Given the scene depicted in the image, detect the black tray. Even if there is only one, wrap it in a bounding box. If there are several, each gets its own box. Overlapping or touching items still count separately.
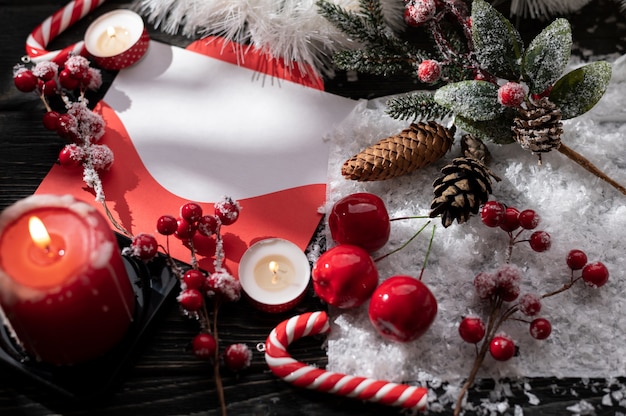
[0,233,179,400]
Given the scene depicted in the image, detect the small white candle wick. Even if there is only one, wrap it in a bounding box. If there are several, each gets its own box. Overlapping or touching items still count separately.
[269,260,282,284]
[107,26,117,39]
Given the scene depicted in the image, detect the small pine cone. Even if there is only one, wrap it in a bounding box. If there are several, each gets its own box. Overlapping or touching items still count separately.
[460,134,491,165]
[342,121,454,181]
[429,157,501,227]
[513,97,563,154]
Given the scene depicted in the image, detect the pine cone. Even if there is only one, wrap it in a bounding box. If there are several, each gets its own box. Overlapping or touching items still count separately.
[460,134,491,165]
[341,121,454,181]
[512,97,563,155]
[429,157,500,227]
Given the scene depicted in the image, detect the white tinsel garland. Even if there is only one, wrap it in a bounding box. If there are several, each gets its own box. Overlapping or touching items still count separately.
[132,0,404,77]
[505,0,593,18]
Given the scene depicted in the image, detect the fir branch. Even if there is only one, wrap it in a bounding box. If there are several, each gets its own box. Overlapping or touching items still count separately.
[333,48,412,76]
[385,92,453,121]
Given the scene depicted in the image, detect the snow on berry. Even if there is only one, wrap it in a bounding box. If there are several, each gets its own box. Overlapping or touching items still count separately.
[224,343,252,371]
[214,196,240,225]
[495,264,522,301]
[205,271,241,302]
[473,271,497,299]
[83,67,103,91]
[404,0,437,27]
[518,209,540,230]
[529,318,552,340]
[90,144,114,171]
[64,55,90,79]
[498,82,526,107]
[58,144,84,168]
[13,67,38,92]
[518,293,541,316]
[197,215,220,237]
[32,61,58,81]
[181,202,203,223]
[178,288,204,312]
[129,233,159,260]
[192,332,217,359]
[66,102,105,142]
[418,60,442,83]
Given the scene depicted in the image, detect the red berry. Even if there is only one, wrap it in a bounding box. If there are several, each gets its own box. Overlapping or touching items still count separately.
[191,332,216,359]
[181,202,203,223]
[473,271,496,299]
[59,68,80,90]
[499,207,520,232]
[581,261,609,288]
[529,230,551,252]
[197,215,219,237]
[214,197,240,225]
[58,144,84,168]
[38,79,57,96]
[403,0,436,27]
[224,343,252,371]
[183,269,206,290]
[42,111,60,131]
[13,70,38,92]
[156,215,178,235]
[178,288,204,311]
[175,217,196,240]
[518,293,541,316]
[328,193,390,252]
[500,284,520,302]
[417,60,441,83]
[489,334,516,361]
[458,316,485,344]
[497,82,526,107]
[368,275,437,343]
[495,264,521,302]
[529,318,552,340]
[56,113,79,142]
[518,209,540,230]
[131,233,159,260]
[480,200,506,227]
[312,244,379,309]
[566,249,587,270]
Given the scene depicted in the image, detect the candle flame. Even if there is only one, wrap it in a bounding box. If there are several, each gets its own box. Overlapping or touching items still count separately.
[29,216,51,250]
[107,26,117,38]
[269,260,280,284]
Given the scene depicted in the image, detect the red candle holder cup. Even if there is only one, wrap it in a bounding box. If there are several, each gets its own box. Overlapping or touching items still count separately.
[84,9,149,71]
[238,238,311,313]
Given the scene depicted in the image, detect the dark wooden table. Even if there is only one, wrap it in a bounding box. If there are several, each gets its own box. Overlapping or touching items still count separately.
[1,1,626,415]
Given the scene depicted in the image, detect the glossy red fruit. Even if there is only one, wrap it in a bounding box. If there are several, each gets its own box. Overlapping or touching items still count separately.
[312,244,378,309]
[224,343,252,371]
[529,318,552,340]
[497,82,525,107]
[518,209,540,230]
[42,110,60,131]
[566,249,587,270]
[183,269,206,290]
[58,144,83,168]
[192,332,217,359]
[328,192,390,252]
[368,275,437,343]
[197,215,219,237]
[38,79,57,96]
[178,288,204,311]
[131,233,159,260]
[458,316,485,344]
[175,217,196,240]
[489,334,516,361]
[156,215,178,235]
[529,230,551,252]
[14,70,38,92]
[581,261,609,288]
[181,202,203,223]
[214,197,240,225]
[59,68,80,90]
[499,207,520,232]
[480,200,506,227]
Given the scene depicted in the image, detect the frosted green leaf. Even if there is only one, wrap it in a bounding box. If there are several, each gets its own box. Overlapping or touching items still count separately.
[455,113,516,145]
[523,18,572,94]
[549,61,612,119]
[471,0,523,80]
[434,81,503,122]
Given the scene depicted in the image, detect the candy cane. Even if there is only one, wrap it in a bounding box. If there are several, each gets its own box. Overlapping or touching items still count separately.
[25,0,107,64]
[264,311,428,410]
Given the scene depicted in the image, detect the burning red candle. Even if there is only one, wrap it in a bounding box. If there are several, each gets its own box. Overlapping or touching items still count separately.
[0,194,135,365]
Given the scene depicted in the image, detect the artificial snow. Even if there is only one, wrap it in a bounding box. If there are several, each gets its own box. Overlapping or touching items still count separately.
[321,54,626,410]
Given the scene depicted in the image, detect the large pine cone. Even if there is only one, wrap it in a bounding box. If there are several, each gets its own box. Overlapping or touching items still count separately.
[512,97,563,154]
[429,157,500,227]
[341,121,454,181]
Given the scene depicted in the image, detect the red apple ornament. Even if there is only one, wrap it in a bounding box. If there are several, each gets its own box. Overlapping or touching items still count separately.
[368,275,437,342]
[328,193,390,252]
[312,244,379,309]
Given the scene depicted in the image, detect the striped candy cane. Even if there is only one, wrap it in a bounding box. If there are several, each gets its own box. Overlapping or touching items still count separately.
[25,0,107,64]
[264,311,428,410]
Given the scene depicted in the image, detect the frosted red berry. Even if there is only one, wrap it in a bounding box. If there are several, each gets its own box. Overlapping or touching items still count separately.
[312,244,379,309]
[175,217,196,240]
[224,343,252,371]
[499,207,520,232]
[473,272,496,299]
[417,60,441,83]
[489,334,516,361]
[59,68,80,90]
[178,288,204,311]
[214,197,240,225]
[181,202,203,223]
[581,261,609,288]
[328,192,390,253]
[529,230,551,252]
[197,215,219,237]
[498,82,526,107]
[518,293,541,316]
[156,214,178,235]
[58,144,83,168]
[183,269,206,290]
[566,249,587,270]
[404,0,436,27]
[518,209,540,230]
[495,264,521,302]
[42,111,60,131]
[131,233,159,260]
[481,200,506,227]
[13,70,38,92]
[458,316,485,344]
[529,318,552,340]
[192,332,217,359]
[56,113,79,142]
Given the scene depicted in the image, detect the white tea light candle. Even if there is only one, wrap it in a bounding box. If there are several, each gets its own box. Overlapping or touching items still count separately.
[239,238,310,313]
[84,9,149,70]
